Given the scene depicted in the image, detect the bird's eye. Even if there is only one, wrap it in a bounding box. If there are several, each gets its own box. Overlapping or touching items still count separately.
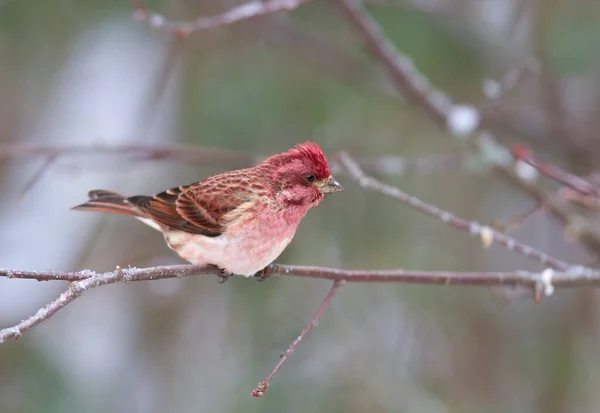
[305,174,316,183]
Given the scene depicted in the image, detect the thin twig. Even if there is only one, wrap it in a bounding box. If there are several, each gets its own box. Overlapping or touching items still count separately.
[481,59,539,109]
[19,154,58,199]
[338,151,573,271]
[251,280,345,397]
[494,167,600,255]
[0,270,126,343]
[562,188,600,211]
[133,35,185,139]
[511,145,600,197]
[491,203,544,234]
[131,0,316,37]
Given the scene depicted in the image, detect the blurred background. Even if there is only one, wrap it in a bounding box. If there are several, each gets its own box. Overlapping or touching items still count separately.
[1,0,600,412]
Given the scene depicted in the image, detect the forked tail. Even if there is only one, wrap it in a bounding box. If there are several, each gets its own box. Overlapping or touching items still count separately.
[72,190,141,217]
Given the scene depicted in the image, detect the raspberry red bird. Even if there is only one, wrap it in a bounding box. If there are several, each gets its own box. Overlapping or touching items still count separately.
[73,142,343,277]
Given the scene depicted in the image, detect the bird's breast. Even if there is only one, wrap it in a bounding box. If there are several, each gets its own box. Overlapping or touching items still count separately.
[164,205,303,276]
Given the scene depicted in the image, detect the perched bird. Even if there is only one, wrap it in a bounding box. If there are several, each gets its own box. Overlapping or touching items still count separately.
[73,142,343,278]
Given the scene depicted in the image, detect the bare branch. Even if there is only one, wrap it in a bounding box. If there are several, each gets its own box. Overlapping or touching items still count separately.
[0,269,126,343]
[336,0,534,198]
[252,280,345,397]
[333,0,600,260]
[336,0,538,145]
[1,265,593,286]
[3,262,600,345]
[495,167,600,255]
[131,0,317,37]
[337,0,451,124]
[0,142,255,170]
[0,142,462,177]
[338,151,573,271]
[0,265,217,283]
[511,145,600,198]
[496,150,600,254]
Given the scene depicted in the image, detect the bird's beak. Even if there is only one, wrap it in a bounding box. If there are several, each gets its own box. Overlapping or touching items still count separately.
[317,176,344,194]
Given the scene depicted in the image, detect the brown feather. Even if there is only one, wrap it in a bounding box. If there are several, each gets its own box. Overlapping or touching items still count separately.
[125,177,255,237]
[72,190,140,217]
[73,180,255,237]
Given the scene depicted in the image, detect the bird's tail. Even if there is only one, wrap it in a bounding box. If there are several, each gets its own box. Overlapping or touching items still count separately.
[72,190,141,217]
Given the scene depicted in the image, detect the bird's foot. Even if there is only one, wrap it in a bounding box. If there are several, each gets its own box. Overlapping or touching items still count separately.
[254,265,273,282]
[217,268,232,283]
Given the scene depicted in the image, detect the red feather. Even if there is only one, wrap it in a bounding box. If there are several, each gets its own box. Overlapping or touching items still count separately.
[287,141,331,180]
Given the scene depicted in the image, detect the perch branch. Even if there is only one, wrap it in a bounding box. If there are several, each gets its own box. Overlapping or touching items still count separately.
[3,262,600,344]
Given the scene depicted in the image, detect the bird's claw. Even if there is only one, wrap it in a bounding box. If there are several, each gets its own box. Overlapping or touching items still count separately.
[254,265,273,282]
[217,268,231,283]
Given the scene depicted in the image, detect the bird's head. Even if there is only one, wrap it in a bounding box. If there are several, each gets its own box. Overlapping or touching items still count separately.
[266,141,343,207]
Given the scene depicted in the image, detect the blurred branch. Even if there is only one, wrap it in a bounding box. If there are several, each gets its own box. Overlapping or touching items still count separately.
[502,146,600,251]
[337,0,451,124]
[0,142,462,177]
[495,167,600,254]
[491,203,544,234]
[364,0,453,15]
[534,0,570,149]
[334,0,600,260]
[512,145,600,198]
[134,35,185,138]
[335,0,526,154]
[131,0,316,37]
[480,59,539,108]
[0,142,256,169]
[335,0,513,169]
[339,151,572,271]
[19,154,58,199]
[3,261,600,345]
[252,280,345,397]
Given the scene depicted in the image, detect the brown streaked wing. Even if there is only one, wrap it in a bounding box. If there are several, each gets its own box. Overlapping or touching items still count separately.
[181,176,255,228]
[128,177,254,237]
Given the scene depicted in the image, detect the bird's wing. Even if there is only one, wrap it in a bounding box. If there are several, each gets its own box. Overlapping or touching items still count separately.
[128,177,253,237]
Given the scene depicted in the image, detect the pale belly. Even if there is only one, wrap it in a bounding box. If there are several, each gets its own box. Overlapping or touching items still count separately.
[162,214,299,277]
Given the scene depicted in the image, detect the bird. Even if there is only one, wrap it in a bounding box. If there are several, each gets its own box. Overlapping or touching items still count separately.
[72,142,343,279]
